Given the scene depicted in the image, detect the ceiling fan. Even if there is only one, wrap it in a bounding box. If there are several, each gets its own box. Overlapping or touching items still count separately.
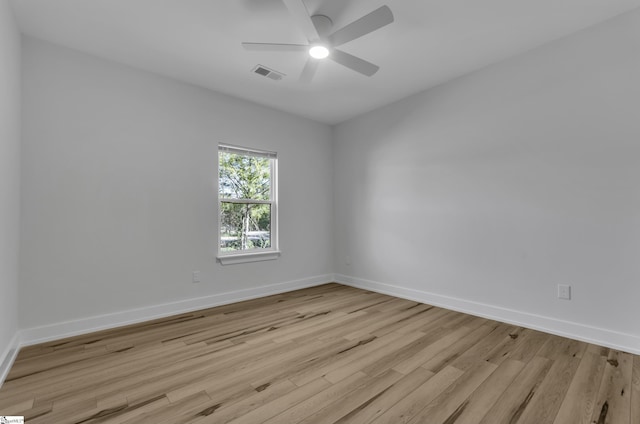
[242,0,394,82]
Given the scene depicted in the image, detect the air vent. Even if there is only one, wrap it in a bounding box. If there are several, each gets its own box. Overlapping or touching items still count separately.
[252,65,285,81]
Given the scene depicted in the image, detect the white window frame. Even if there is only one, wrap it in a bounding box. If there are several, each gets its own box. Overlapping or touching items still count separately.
[217,143,280,265]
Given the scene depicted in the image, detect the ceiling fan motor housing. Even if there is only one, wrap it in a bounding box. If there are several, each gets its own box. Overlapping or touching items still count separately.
[310,15,333,40]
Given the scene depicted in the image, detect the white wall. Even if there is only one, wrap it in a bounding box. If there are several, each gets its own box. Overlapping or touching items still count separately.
[19,37,334,334]
[334,9,640,352]
[0,0,21,375]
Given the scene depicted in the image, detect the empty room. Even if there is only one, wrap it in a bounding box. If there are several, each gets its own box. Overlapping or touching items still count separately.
[1,0,639,423]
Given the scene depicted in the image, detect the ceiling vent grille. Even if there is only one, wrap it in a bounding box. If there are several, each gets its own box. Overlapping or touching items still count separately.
[252,65,285,81]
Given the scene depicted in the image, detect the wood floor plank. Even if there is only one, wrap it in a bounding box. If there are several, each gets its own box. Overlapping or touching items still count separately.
[224,378,331,424]
[443,359,525,424]
[262,371,370,424]
[552,344,608,424]
[288,330,409,387]
[405,361,498,424]
[25,341,212,405]
[140,391,212,424]
[507,328,550,363]
[512,341,586,424]
[332,367,436,424]
[446,322,518,371]
[0,396,33,416]
[342,305,447,341]
[246,335,376,391]
[632,355,640,424]
[361,327,453,377]
[297,369,405,424]
[166,338,326,403]
[589,350,633,424]
[421,321,497,373]
[324,331,425,383]
[90,395,170,424]
[478,355,553,424]
[392,325,476,375]
[0,283,637,424]
[370,304,438,337]
[187,379,297,424]
[369,366,464,424]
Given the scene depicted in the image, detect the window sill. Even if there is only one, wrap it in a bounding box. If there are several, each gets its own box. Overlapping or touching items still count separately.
[217,250,281,265]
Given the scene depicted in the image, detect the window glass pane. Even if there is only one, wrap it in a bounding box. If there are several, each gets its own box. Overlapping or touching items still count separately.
[219,152,271,200]
[220,202,271,252]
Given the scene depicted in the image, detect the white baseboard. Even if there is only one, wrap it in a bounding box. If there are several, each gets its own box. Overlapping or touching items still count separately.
[0,331,21,388]
[20,274,334,346]
[335,274,640,355]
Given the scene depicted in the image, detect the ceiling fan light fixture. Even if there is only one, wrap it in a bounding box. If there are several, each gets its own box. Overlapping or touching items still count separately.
[242,2,394,81]
[309,45,330,59]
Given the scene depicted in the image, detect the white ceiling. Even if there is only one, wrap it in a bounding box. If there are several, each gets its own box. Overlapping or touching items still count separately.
[10,0,640,124]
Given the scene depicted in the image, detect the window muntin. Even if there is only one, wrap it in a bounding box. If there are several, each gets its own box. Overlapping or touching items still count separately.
[218,144,277,258]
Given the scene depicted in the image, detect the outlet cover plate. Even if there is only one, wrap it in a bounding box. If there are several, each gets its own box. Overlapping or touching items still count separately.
[557,284,571,300]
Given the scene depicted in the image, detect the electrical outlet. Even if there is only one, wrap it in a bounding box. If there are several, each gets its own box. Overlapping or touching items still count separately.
[192,271,201,283]
[345,256,352,266]
[557,284,571,300]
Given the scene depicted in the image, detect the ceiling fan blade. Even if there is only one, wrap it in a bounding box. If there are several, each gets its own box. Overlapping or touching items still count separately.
[328,5,394,47]
[330,49,379,77]
[299,58,319,83]
[281,0,320,42]
[242,42,309,52]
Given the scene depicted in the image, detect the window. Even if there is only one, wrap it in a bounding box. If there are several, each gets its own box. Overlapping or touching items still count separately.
[217,144,279,264]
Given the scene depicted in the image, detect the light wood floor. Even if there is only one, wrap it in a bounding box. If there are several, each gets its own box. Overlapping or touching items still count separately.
[0,283,638,423]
